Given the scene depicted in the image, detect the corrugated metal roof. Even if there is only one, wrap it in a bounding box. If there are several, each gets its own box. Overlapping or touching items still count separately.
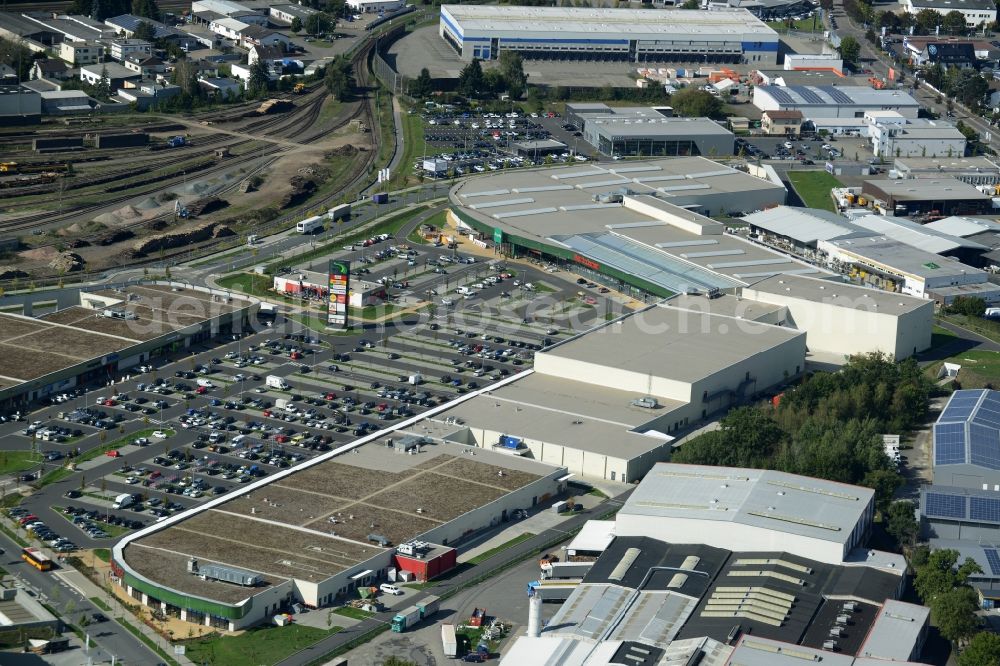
[925,215,1000,238]
[851,214,989,254]
[742,206,870,245]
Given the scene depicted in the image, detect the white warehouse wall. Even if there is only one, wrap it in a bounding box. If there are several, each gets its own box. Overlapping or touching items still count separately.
[533,354,695,403]
[614,514,850,564]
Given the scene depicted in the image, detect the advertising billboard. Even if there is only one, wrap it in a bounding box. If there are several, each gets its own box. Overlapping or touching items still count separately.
[327,259,350,329]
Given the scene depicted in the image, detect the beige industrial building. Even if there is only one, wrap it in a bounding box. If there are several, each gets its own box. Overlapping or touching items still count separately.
[436,304,806,483]
[742,273,934,360]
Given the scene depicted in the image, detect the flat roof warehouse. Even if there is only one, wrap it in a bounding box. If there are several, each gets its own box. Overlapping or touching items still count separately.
[0,284,254,407]
[448,157,810,296]
[440,5,779,38]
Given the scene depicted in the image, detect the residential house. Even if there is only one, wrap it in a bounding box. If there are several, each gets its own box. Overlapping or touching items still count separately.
[116,79,181,110]
[58,40,102,67]
[761,109,803,136]
[124,54,166,78]
[30,59,71,82]
[919,42,977,68]
[248,44,285,70]
[79,62,141,90]
[199,76,242,98]
[110,38,153,62]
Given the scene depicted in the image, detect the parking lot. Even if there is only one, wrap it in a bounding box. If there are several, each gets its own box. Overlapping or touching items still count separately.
[0,250,628,554]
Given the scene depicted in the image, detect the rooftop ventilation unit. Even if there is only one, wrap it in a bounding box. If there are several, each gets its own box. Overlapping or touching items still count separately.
[196,563,262,587]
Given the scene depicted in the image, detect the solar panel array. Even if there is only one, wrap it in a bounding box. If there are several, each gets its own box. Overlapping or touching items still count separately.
[791,86,824,104]
[935,422,968,466]
[939,390,983,422]
[970,423,1000,470]
[763,87,795,105]
[820,86,854,105]
[970,497,1000,523]
[924,492,967,520]
[984,548,1000,576]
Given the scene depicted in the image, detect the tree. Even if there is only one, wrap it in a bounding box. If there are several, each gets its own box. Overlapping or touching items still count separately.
[668,87,723,118]
[69,0,129,20]
[0,36,38,82]
[131,0,161,21]
[458,58,485,98]
[133,20,156,42]
[933,587,980,642]
[170,58,199,96]
[95,65,112,101]
[305,12,335,36]
[958,632,1000,666]
[681,0,700,7]
[838,35,861,67]
[324,61,350,101]
[410,67,433,98]
[884,500,918,548]
[942,10,968,35]
[499,50,528,100]
[248,60,270,98]
[914,8,943,34]
[946,296,986,317]
[291,16,303,33]
[949,69,988,109]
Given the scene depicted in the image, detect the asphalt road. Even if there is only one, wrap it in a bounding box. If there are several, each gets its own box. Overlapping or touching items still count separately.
[0,528,161,665]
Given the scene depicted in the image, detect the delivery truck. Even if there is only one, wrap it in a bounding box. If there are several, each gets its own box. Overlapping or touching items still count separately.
[266,375,289,390]
[541,561,594,580]
[441,623,457,658]
[113,493,136,510]
[391,595,439,632]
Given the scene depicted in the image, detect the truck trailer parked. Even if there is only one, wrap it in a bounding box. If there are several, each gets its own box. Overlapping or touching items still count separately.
[441,623,457,658]
[391,595,439,632]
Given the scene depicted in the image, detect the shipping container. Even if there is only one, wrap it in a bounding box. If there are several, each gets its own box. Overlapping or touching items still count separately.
[373,192,389,204]
[32,137,83,152]
[95,133,149,149]
[391,595,439,632]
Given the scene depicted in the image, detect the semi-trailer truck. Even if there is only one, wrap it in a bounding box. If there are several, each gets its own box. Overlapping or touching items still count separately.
[390,595,439,632]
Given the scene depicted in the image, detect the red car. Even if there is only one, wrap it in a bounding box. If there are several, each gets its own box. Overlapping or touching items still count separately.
[324,392,336,400]
[275,435,290,443]
[105,450,121,458]
[263,409,272,418]
[103,399,117,406]
[196,386,208,394]
[290,352,302,360]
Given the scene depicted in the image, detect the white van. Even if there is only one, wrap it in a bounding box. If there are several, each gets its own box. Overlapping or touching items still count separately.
[380,583,403,596]
[197,379,215,388]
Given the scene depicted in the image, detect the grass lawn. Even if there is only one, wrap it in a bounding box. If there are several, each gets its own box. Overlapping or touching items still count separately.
[940,350,1000,389]
[332,606,374,620]
[388,113,426,190]
[37,466,74,488]
[467,532,536,565]
[0,451,39,476]
[787,170,843,212]
[767,16,822,32]
[216,273,286,301]
[92,549,111,564]
[89,595,111,611]
[183,624,342,666]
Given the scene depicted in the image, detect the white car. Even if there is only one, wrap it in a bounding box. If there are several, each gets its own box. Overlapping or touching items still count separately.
[380,584,403,596]
[152,430,168,439]
[783,141,794,149]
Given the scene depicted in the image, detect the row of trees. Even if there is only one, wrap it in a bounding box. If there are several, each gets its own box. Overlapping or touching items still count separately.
[455,52,530,100]
[672,353,932,512]
[291,12,338,36]
[67,0,160,21]
[923,65,989,110]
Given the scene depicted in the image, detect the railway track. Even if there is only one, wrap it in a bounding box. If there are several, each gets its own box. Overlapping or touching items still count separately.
[0,34,382,264]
